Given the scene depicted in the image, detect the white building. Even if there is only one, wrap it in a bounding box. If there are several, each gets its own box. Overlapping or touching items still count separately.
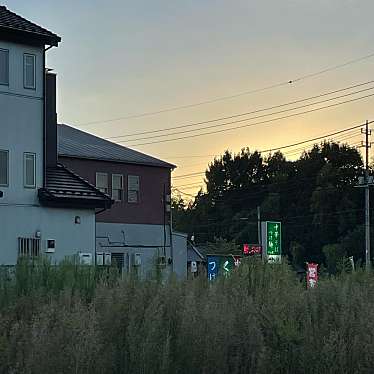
[0,6,112,264]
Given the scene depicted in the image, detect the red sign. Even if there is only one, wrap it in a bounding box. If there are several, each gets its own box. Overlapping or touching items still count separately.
[306,263,318,289]
[243,244,262,256]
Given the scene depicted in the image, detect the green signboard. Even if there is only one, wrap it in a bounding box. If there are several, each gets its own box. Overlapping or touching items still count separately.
[266,221,281,256]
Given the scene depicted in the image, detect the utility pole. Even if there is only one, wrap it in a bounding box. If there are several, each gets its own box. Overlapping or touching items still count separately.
[257,206,261,245]
[365,120,371,271]
[358,121,372,271]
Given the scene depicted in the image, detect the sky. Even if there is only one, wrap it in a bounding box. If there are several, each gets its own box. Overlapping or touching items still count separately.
[4,0,374,196]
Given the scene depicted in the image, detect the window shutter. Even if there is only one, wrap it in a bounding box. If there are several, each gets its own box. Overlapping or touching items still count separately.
[0,49,9,85]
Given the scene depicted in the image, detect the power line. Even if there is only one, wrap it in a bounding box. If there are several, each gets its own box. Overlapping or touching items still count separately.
[107,80,374,140]
[131,93,374,146]
[172,188,198,198]
[122,86,374,143]
[170,125,367,181]
[78,52,374,127]
[259,124,366,154]
[173,171,206,179]
[173,181,205,188]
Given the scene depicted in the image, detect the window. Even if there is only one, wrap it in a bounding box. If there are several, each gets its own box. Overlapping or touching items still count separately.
[112,174,123,201]
[128,175,140,203]
[24,53,36,89]
[0,49,9,86]
[24,153,36,188]
[0,150,9,186]
[18,237,41,257]
[96,172,108,194]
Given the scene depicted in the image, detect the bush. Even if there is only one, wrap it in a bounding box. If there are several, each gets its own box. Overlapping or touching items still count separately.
[0,258,373,373]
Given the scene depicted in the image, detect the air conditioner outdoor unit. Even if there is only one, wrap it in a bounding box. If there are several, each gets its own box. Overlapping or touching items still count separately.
[78,252,93,266]
[96,252,104,266]
[133,253,141,267]
[104,253,111,266]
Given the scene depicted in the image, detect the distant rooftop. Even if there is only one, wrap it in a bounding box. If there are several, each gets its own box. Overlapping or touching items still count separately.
[0,5,60,46]
[58,124,176,169]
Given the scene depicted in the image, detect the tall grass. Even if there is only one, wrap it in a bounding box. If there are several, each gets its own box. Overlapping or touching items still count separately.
[0,258,373,373]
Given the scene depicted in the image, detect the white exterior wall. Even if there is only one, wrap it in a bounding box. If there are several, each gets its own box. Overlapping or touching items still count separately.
[0,206,95,264]
[0,40,96,264]
[96,222,187,279]
[0,41,44,205]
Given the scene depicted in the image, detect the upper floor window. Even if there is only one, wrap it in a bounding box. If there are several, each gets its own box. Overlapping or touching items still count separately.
[24,54,36,90]
[96,172,108,194]
[24,153,36,188]
[112,174,123,201]
[128,175,140,203]
[0,150,9,186]
[0,49,9,86]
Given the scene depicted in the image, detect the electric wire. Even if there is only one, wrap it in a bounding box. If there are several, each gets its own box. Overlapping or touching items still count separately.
[108,80,374,140]
[131,94,374,146]
[78,52,374,127]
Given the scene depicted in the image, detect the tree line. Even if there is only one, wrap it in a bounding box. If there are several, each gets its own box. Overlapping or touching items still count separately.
[172,141,371,271]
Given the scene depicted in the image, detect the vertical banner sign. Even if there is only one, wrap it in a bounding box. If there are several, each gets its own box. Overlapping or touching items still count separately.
[306,263,318,288]
[207,256,219,281]
[261,221,282,263]
[207,255,236,280]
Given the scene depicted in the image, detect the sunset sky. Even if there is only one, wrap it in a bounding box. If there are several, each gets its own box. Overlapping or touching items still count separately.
[4,0,374,195]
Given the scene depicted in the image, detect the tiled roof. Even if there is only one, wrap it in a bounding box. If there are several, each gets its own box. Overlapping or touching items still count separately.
[0,6,60,46]
[38,164,113,209]
[58,124,176,169]
[187,243,206,262]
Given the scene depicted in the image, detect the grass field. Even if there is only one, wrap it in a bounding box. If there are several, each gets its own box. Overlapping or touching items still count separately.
[0,258,373,374]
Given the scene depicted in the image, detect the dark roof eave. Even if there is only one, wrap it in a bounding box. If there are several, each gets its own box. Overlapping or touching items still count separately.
[0,26,60,46]
[38,189,113,209]
[59,153,176,170]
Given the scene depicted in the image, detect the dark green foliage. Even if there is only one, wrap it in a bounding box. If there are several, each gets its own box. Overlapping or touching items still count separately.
[173,142,369,267]
[1,260,374,373]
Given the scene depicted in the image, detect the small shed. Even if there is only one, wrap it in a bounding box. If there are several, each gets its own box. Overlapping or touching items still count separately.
[187,243,206,278]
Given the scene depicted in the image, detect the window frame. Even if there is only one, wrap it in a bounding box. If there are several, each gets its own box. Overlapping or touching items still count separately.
[127,175,140,204]
[0,48,9,86]
[23,152,36,189]
[112,174,124,202]
[96,172,109,194]
[0,149,9,187]
[23,53,36,90]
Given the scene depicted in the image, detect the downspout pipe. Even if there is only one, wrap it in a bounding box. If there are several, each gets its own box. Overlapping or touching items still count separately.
[43,44,53,188]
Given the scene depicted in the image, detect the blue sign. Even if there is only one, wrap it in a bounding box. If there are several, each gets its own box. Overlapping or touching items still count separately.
[207,255,236,280]
[207,256,219,281]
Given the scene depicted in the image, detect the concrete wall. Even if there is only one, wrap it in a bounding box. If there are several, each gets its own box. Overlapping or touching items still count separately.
[0,205,95,264]
[96,222,187,279]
